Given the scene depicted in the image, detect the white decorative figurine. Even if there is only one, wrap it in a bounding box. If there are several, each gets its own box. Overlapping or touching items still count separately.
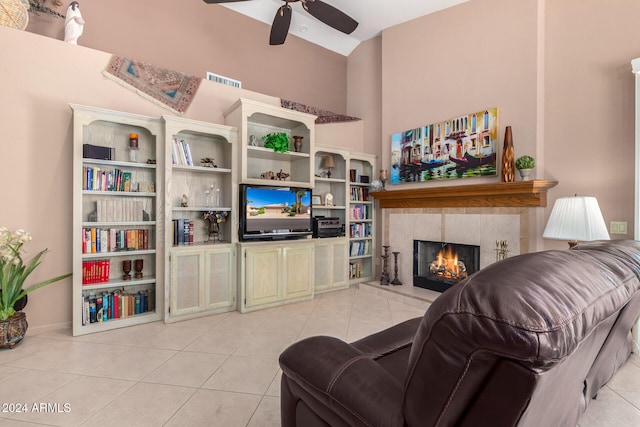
[64,2,85,45]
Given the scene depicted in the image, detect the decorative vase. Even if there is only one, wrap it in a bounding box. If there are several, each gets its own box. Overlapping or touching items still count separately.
[292,136,303,152]
[0,311,28,349]
[518,168,532,181]
[501,126,515,182]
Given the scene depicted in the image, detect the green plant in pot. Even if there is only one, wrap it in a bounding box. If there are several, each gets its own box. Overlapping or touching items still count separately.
[515,155,535,180]
[0,227,71,348]
[261,132,290,153]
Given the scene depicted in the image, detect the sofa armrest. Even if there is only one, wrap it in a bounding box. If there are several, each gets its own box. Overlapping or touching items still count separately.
[280,336,404,426]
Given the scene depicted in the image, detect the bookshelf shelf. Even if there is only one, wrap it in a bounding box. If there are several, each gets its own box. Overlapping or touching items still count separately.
[82,159,157,170]
[81,249,157,259]
[72,104,163,336]
[82,221,157,227]
[82,191,157,197]
[81,276,157,291]
[347,154,376,283]
[172,165,232,174]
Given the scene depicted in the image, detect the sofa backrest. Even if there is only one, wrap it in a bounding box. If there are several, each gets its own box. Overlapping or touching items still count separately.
[402,240,640,427]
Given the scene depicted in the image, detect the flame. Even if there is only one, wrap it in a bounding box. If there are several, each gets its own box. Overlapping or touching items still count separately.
[436,246,459,276]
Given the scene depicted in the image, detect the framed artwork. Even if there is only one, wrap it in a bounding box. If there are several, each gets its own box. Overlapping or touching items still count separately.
[312,195,322,205]
[390,108,498,184]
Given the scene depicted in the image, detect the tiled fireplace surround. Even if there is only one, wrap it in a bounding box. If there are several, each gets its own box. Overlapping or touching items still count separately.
[370,180,557,295]
[383,207,528,289]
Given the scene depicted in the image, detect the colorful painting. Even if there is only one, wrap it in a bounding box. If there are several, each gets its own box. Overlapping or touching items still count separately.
[390,108,498,184]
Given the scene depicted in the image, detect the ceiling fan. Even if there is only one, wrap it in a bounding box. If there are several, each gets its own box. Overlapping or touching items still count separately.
[203,0,358,45]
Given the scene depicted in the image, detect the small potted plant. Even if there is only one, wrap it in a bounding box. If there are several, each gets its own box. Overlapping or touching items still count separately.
[0,227,71,348]
[515,155,535,180]
[261,132,290,153]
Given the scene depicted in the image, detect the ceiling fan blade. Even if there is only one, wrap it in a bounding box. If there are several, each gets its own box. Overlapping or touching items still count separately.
[304,0,358,34]
[202,0,251,3]
[270,5,292,45]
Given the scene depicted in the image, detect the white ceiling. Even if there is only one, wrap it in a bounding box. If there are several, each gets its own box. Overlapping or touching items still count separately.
[220,0,469,56]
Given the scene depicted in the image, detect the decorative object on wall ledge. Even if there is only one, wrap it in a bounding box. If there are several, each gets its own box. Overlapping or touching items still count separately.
[379,169,388,190]
[391,108,498,184]
[280,99,361,124]
[501,125,515,182]
[103,56,202,114]
[515,155,535,181]
[542,195,610,248]
[63,1,83,45]
[0,0,29,30]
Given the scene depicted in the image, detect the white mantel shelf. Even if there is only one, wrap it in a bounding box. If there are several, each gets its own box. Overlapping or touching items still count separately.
[371,180,558,209]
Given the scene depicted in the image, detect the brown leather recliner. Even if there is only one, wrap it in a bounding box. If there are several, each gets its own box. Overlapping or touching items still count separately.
[279,240,640,426]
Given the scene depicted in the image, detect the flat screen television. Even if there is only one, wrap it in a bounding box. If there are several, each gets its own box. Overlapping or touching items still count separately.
[239,184,313,241]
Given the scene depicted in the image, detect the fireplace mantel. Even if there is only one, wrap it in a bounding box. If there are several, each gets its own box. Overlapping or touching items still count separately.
[371,180,558,208]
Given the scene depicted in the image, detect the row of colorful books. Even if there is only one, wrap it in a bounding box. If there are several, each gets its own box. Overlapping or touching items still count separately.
[172,219,194,245]
[349,240,371,257]
[349,223,372,238]
[349,262,364,279]
[95,199,146,222]
[82,259,111,284]
[83,166,132,192]
[82,288,154,325]
[350,204,371,220]
[350,187,369,202]
[171,138,194,166]
[82,228,151,254]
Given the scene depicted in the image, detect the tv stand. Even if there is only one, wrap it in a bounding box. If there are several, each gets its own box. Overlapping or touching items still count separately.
[238,240,314,312]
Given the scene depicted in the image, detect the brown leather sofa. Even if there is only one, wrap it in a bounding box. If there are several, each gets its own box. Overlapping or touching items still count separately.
[279,240,640,426]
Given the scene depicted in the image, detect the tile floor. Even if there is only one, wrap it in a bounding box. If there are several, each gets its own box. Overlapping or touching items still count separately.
[0,286,638,426]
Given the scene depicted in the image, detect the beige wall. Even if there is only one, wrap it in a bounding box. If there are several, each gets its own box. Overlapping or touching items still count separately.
[544,0,640,249]
[26,0,348,114]
[377,0,640,250]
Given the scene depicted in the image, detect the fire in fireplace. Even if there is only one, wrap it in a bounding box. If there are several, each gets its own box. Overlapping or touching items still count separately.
[414,240,480,292]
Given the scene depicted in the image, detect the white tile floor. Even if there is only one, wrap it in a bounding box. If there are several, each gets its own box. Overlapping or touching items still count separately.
[0,286,638,426]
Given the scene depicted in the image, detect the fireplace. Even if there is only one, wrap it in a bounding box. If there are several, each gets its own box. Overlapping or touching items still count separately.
[414,240,480,292]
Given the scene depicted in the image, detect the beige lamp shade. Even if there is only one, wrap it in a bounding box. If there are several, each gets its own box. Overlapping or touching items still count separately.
[322,155,335,169]
[542,196,610,246]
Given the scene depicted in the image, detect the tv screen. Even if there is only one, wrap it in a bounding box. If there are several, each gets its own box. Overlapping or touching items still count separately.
[240,184,313,241]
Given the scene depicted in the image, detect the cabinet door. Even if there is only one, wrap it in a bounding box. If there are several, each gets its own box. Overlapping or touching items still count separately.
[331,240,349,289]
[314,242,331,291]
[170,249,202,316]
[204,247,235,311]
[245,247,281,308]
[282,244,314,300]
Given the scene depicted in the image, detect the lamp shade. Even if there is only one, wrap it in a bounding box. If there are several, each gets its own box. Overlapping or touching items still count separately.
[323,155,335,169]
[542,196,610,243]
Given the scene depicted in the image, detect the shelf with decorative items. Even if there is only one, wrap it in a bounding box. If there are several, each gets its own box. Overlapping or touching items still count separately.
[71,104,164,336]
[347,153,376,284]
[162,115,238,322]
[223,98,316,188]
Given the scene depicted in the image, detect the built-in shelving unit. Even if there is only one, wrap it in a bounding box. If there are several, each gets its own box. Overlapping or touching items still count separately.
[162,115,238,321]
[223,98,315,188]
[347,154,376,283]
[71,104,163,336]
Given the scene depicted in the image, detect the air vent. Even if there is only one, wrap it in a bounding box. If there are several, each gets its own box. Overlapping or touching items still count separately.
[206,72,241,89]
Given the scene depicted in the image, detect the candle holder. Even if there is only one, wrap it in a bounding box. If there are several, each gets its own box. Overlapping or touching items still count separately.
[122,260,132,281]
[380,245,391,285]
[134,259,144,279]
[379,169,388,190]
[391,251,402,286]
